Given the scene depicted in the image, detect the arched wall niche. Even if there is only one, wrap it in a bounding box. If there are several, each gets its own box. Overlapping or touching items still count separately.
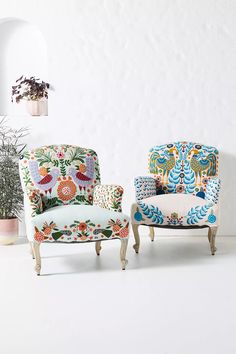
[0,17,48,116]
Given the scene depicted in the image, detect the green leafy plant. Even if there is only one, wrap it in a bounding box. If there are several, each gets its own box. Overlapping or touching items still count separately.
[0,117,28,219]
[11,76,50,103]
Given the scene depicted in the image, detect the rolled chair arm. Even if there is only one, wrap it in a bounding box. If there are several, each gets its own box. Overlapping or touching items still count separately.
[26,188,44,217]
[205,178,221,204]
[134,176,157,202]
[93,184,124,212]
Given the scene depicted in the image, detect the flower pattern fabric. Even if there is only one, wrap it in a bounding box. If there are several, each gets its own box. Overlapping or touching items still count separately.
[57,178,77,201]
[34,218,129,243]
[19,145,100,212]
[29,205,129,243]
[19,145,129,244]
[93,185,124,212]
[27,188,43,216]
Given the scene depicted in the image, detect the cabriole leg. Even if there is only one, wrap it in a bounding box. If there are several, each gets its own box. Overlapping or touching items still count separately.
[149,226,155,242]
[120,238,128,270]
[29,241,35,259]
[208,231,211,243]
[132,224,140,253]
[95,241,102,256]
[33,242,41,275]
[208,226,218,255]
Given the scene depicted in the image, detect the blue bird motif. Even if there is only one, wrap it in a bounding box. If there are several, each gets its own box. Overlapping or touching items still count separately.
[190,149,217,186]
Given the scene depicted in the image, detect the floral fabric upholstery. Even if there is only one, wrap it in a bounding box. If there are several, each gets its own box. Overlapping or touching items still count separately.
[30,205,129,243]
[93,185,124,212]
[19,145,129,243]
[132,142,220,228]
[19,145,100,213]
[26,188,43,216]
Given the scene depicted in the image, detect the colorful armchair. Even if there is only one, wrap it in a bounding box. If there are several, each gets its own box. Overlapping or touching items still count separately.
[131,142,220,255]
[19,145,129,275]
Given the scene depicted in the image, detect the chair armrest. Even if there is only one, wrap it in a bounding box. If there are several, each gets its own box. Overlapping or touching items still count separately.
[26,189,44,217]
[134,176,157,202]
[93,185,124,212]
[205,178,221,204]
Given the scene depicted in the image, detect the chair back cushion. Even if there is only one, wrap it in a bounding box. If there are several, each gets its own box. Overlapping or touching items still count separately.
[148,142,219,195]
[19,145,100,210]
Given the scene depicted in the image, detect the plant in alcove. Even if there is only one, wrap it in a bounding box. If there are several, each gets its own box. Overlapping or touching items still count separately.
[0,117,28,245]
[11,76,50,116]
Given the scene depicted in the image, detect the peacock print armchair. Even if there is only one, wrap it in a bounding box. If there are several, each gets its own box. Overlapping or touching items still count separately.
[19,145,129,275]
[131,142,220,256]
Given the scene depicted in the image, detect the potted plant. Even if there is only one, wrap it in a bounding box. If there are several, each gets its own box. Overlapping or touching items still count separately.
[0,117,28,245]
[11,76,50,116]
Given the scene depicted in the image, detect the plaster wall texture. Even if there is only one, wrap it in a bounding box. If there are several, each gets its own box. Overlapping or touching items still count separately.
[1,0,236,235]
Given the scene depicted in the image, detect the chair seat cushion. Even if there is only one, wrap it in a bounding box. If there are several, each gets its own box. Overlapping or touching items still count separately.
[131,194,218,227]
[28,205,129,243]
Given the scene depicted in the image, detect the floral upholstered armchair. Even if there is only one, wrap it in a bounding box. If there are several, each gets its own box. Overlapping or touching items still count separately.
[19,145,129,275]
[131,142,220,256]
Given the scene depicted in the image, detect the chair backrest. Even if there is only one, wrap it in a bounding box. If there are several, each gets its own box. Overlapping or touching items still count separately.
[148,142,219,196]
[19,144,100,210]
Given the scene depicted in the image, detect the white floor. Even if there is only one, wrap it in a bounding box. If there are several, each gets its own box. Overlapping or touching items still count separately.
[0,234,236,354]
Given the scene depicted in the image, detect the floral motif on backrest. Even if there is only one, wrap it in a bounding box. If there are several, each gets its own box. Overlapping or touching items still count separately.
[148,142,219,196]
[19,145,100,210]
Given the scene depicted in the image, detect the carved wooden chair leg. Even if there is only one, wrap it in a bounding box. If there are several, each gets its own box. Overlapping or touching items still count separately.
[149,226,155,242]
[208,226,218,255]
[29,241,35,259]
[132,224,140,253]
[95,241,102,256]
[120,238,128,270]
[33,242,41,275]
[207,231,211,243]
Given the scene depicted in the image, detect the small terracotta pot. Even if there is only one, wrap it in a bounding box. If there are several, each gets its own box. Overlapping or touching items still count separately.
[26,100,48,116]
[0,219,18,245]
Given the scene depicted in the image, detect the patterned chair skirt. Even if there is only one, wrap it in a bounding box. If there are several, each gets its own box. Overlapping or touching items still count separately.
[27,205,129,243]
[131,194,218,227]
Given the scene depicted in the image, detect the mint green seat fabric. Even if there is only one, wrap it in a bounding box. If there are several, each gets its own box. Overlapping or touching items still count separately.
[19,145,129,274]
[29,205,129,243]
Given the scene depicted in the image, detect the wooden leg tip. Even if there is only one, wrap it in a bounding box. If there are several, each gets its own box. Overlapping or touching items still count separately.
[211,247,217,255]
[121,259,128,270]
[35,267,41,276]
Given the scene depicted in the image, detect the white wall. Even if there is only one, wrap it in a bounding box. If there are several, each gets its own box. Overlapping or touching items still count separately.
[0,18,48,115]
[1,0,236,235]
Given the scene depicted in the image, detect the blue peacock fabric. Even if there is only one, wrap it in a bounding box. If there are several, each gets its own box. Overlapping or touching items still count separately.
[149,142,219,196]
[132,142,220,227]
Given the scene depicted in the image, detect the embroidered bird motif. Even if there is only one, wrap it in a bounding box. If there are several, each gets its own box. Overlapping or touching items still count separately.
[29,160,59,194]
[150,147,177,183]
[190,149,217,185]
[69,156,94,190]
